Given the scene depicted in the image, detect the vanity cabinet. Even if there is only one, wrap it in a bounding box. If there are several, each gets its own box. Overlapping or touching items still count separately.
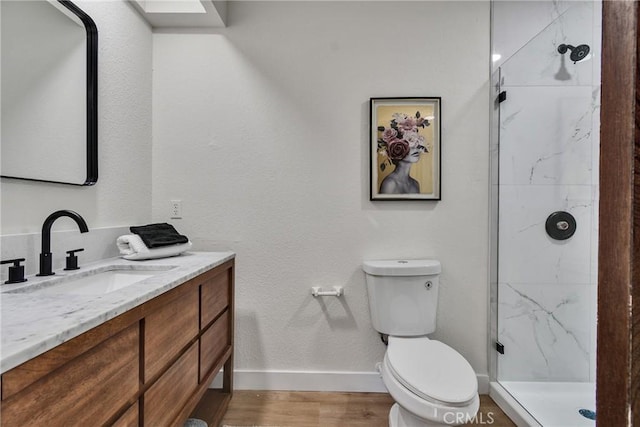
[0,259,234,427]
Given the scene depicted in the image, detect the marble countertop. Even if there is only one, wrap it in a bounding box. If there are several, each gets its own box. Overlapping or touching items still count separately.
[0,251,235,374]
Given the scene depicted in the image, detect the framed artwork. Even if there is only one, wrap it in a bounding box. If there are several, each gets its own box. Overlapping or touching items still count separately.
[370,97,441,201]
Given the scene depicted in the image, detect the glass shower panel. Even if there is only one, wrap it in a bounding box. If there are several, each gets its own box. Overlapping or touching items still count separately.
[494,1,599,425]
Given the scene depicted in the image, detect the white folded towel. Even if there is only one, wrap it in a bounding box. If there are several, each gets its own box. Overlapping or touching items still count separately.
[116,234,192,261]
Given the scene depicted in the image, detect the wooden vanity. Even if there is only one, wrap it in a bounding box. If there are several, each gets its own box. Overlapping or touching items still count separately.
[0,258,234,426]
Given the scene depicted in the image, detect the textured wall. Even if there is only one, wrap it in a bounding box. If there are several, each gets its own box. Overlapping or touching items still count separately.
[1,1,153,236]
[152,1,491,380]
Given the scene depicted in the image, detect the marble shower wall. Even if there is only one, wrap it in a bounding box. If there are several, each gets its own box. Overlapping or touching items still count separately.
[494,1,600,383]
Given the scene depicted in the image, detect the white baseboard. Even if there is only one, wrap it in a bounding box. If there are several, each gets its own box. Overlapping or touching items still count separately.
[210,370,490,395]
[477,374,490,394]
[216,369,388,392]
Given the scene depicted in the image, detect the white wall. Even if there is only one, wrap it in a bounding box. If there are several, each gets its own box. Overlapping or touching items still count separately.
[1,1,153,237]
[152,1,491,383]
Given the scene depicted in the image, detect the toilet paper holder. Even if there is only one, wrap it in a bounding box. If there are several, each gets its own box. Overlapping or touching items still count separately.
[311,286,344,297]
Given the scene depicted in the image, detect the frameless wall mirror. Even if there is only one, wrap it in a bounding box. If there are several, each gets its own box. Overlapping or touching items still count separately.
[1,0,98,185]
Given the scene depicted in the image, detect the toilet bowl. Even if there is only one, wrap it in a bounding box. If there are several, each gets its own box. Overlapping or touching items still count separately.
[362,259,480,427]
[380,336,479,427]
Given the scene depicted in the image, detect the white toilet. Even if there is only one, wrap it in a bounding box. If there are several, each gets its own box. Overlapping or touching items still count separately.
[363,259,479,427]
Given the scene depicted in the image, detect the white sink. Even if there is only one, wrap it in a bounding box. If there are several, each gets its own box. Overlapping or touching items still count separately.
[6,266,176,296]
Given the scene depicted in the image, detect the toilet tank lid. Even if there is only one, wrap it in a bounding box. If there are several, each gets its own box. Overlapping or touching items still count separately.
[362,259,441,276]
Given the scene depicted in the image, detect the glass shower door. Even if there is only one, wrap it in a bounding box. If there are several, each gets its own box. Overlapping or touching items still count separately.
[493,2,600,425]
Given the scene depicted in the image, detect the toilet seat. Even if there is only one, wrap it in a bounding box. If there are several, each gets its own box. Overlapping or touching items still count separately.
[380,350,480,425]
[386,336,477,405]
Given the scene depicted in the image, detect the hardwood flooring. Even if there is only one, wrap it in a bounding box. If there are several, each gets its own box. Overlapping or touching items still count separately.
[220,391,515,426]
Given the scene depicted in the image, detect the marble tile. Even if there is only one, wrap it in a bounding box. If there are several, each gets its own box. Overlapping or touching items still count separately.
[590,86,601,187]
[497,283,591,382]
[498,185,592,285]
[590,185,599,285]
[589,2,601,385]
[489,184,499,285]
[591,1,602,87]
[499,86,594,186]
[500,2,594,87]
[589,186,599,383]
[493,0,600,389]
[490,69,501,187]
[589,283,597,382]
[492,0,573,71]
[489,272,499,381]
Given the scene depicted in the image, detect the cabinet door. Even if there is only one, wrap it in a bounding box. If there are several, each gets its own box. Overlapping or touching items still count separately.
[144,343,198,426]
[1,323,139,426]
[144,287,199,381]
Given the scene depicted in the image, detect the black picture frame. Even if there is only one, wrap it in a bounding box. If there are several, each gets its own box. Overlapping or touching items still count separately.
[370,97,441,200]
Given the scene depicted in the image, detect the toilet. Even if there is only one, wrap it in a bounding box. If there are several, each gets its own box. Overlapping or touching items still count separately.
[363,259,479,427]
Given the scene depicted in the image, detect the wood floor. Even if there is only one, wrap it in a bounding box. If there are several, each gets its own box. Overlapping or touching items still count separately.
[220,391,515,426]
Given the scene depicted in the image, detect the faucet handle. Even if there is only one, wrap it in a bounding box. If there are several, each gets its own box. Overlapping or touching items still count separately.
[64,249,84,271]
[1,258,27,284]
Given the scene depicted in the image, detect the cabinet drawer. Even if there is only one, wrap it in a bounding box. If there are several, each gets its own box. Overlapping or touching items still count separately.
[144,287,199,381]
[200,268,230,328]
[200,310,230,382]
[1,323,139,426]
[144,342,198,426]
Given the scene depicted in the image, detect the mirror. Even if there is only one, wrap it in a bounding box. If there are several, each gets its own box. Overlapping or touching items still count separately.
[1,0,98,185]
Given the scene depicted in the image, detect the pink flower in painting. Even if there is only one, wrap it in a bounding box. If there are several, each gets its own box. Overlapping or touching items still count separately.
[382,128,398,143]
[386,139,410,160]
[392,112,409,122]
[398,116,417,132]
[377,109,431,166]
[403,131,421,148]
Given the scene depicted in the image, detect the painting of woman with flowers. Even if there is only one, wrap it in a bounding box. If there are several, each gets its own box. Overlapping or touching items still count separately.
[370,97,441,200]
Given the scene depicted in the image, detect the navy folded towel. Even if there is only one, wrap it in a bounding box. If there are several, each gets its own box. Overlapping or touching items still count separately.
[129,223,189,248]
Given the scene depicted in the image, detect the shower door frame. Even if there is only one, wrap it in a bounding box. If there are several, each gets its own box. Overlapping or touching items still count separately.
[597,0,640,425]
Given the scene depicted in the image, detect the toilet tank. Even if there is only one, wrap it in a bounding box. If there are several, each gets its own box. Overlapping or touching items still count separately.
[362,259,441,336]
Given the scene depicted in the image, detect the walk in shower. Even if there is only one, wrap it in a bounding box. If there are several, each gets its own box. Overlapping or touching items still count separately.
[489,2,601,426]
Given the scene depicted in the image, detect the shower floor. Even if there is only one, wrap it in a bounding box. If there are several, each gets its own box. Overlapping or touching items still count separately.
[500,381,595,426]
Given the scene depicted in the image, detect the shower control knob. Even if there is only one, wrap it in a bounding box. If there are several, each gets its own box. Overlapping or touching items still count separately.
[545,211,577,240]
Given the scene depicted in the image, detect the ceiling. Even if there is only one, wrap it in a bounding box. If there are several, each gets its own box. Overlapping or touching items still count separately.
[130,0,227,28]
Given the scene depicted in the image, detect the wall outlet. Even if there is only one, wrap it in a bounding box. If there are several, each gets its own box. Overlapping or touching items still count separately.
[170,200,182,219]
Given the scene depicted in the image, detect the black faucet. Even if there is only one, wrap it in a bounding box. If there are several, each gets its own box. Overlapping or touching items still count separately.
[37,210,89,276]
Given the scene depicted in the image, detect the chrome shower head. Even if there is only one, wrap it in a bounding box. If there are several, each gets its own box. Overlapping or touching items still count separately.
[558,44,590,63]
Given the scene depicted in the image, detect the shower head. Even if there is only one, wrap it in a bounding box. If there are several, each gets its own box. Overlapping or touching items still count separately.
[557,44,591,63]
